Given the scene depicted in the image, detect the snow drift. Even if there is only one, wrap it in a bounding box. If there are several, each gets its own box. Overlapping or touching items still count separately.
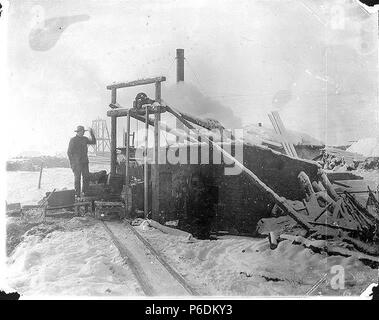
[347,137,379,157]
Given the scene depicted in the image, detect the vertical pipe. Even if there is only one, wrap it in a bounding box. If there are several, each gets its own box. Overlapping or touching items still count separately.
[144,107,149,218]
[176,48,184,82]
[110,116,117,174]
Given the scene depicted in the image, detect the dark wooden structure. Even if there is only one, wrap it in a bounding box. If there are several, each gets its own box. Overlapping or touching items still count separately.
[104,76,321,236]
[106,76,166,219]
[104,72,331,237]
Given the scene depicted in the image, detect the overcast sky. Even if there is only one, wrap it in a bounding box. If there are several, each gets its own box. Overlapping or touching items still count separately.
[5,0,378,156]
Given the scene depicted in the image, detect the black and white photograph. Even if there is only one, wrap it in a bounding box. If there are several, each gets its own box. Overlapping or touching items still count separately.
[1,0,379,301]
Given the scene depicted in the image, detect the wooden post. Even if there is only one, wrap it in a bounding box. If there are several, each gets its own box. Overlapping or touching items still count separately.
[38,163,43,189]
[111,88,117,104]
[125,111,130,186]
[152,81,161,220]
[110,116,117,174]
[144,107,149,218]
[110,88,117,174]
[268,232,278,249]
[318,169,340,202]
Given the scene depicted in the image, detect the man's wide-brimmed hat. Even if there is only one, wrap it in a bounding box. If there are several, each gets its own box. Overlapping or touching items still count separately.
[74,125,87,132]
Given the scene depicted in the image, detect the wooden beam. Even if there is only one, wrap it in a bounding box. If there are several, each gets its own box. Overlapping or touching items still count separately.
[111,89,117,104]
[318,169,340,202]
[107,106,166,117]
[269,113,292,156]
[272,111,298,158]
[110,116,117,174]
[152,81,161,221]
[125,111,130,187]
[144,108,149,219]
[179,111,224,131]
[106,76,166,90]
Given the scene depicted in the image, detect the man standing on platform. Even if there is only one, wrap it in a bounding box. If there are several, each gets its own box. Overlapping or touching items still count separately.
[67,125,96,196]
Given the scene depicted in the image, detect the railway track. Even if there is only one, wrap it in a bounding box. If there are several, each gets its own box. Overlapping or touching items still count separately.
[101,220,199,296]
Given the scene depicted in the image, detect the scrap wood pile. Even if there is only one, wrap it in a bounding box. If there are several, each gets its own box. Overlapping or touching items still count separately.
[258,169,379,266]
[358,157,379,170]
[314,147,365,171]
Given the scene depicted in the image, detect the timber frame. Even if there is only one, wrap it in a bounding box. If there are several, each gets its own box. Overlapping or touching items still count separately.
[106,76,166,219]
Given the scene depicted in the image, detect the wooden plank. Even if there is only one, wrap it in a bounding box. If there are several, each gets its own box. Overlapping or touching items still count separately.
[332,181,351,188]
[125,111,130,187]
[268,232,278,249]
[270,113,292,156]
[268,113,292,156]
[327,172,364,181]
[319,170,340,202]
[107,106,167,117]
[272,111,298,158]
[46,202,91,210]
[152,82,161,221]
[332,199,342,219]
[106,76,166,90]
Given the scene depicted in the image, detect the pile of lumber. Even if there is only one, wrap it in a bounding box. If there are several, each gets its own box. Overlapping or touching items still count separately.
[358,157,379,170]
[263,169,379,263]
[313,147,366,171]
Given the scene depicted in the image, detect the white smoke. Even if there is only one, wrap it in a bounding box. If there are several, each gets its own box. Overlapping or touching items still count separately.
[163,82,243,129]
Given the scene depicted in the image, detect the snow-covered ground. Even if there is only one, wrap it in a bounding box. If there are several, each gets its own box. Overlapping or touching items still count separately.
[6,216,141,296]
[5,164,379,297]
[137,227,378,296]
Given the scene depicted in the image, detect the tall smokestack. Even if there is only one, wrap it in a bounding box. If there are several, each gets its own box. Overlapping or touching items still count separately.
[175,49,186,143]
[176,48,184,82]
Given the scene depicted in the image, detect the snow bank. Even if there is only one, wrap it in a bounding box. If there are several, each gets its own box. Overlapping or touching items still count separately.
[139,228,377,296]
[347,137,379,157]
[6,217,141,297]
[243,123,323,147]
